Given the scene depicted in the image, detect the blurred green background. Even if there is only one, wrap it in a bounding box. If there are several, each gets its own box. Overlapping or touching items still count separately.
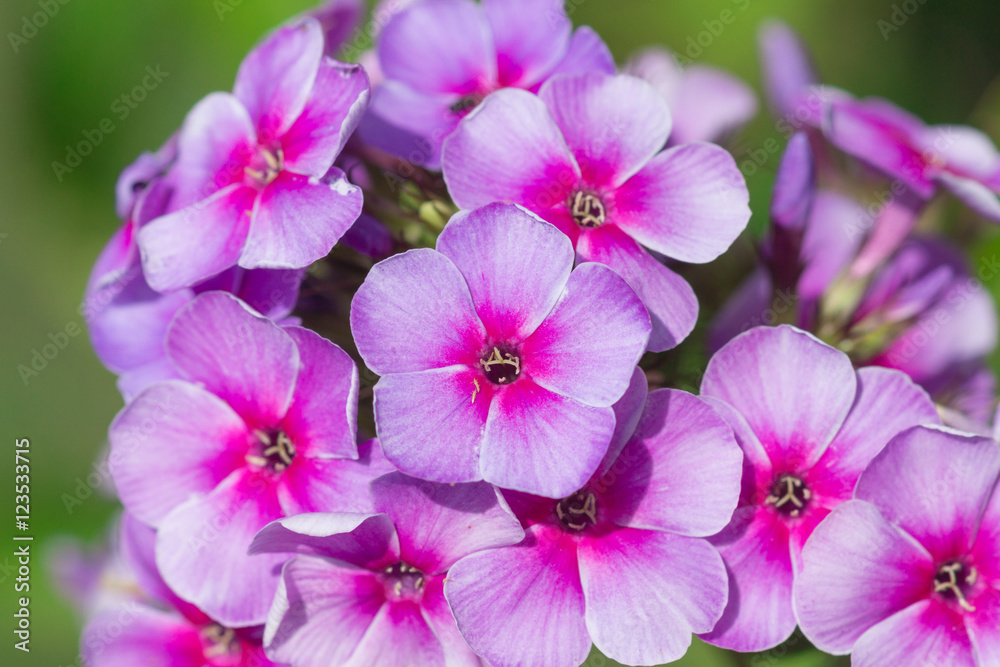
[1,0,998,665]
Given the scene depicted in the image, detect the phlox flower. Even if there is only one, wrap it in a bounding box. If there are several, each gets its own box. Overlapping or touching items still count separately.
[137,17,369,292]
[350,203,651,498]
[444,371,743,667]
[796,425,1000,666]
[443,72,750,351]
[697,325,941,652]
[109,291,393,626]
[88,141,305,400]
[248,472,524,666]
[362,0,614,168]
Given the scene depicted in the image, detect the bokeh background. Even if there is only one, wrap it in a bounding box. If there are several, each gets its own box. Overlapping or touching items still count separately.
[1,0,998,665]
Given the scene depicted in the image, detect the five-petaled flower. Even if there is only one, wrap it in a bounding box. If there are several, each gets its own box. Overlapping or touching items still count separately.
[796,425,1000,666]
[109,291,393,626]
[137,18,370,292]
[351,202,651,498]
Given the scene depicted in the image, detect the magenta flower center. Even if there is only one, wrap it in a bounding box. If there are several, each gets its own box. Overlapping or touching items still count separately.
[765,474,812,517]
[201,624,240,661]
[246,429,296,473]
[479,345,521,385]
[245,145,284,189]
[569,191,607,228]
[933,560,978,613]
[555,489,598,532]
[382,562,425,600]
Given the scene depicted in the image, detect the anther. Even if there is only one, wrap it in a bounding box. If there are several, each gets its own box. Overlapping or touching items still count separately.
[934,562,977,613]
[556,490,598,532]
[765,474,811,517]
[570,191,607,228]
[480,347,521,385]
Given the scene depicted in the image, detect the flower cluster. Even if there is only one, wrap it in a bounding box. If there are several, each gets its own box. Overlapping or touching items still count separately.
[66,2,1000,666]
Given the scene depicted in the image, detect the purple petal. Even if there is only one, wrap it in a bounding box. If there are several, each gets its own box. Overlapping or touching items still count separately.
[116,357,178,402]
[795,499,936,654]
[919,124,1000,181]
[446,524,591,667]
[852,600,976,667]
[419,575,486,667]
[757,20,819,119]
[701,325,857,471]
[436,203,573,342]
[854,425,1000,561]
[347,599,445,666]
[546,26,616,79]
[377,0,495,95]
[626,49,756,145]
[119,512,185,612]
[809,368,940,501]
[770,132,815,230]
[669,65,758,145]
[971,476,1000,586]
[280,327,358,459]
[138,184,256,292]
[539,73,671,187]
[370,472,524,573]
[109,380,247,525]
[373,367,491,483]
[115,140,175,220]
[86,266,191,375]
[599,389,743,537]
[701,507,796,651]
[155,470,287,627]
[596,367,649,477]
[168,92,256,209]
[707,269,775,354]
[234,19,324,141]
[277,441,395,515]
[576,224,698,352]
[826,97,935,197]
[230,267,304,320]
[610,142,750,263]
[797,190,866,300]
[265,557,385,666]
[521,262,650,407]
[579,529,728,664]
[937,172,1000,222]
[240,170,362,269]
[442,88,580,212]
[282,59,370,177]
[166,292,298,428]
[82,606,203,667]
[363,82,456,170]
[250,512,398,569]
[481,379,615,497]
[351,249,486,374]
[966,583,1000,664]
[482,0,570,88]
